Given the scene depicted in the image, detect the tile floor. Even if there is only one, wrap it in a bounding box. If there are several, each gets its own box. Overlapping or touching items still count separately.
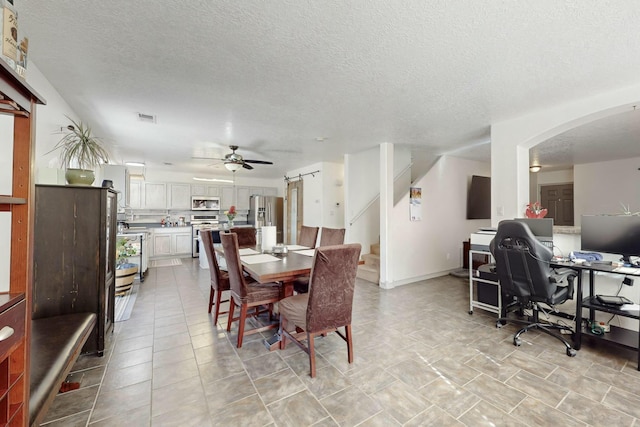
[40,259,640,426]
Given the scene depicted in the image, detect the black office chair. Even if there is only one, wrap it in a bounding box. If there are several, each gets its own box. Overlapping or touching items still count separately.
[490,220,578,357]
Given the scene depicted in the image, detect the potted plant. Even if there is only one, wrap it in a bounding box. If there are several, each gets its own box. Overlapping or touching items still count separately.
[48,116,110,185]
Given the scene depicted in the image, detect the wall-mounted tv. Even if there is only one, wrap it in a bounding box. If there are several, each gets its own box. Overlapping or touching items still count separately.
[466,175,491,220]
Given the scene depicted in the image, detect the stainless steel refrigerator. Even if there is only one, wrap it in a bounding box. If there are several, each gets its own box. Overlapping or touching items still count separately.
[248,195,284,244]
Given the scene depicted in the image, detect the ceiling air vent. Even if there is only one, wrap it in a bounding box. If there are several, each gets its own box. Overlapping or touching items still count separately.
[137,112,156,123]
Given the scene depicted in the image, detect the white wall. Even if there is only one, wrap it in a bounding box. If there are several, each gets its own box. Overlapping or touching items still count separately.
[387,155,491,287]
[320,162,345,228]
[26,63,82,177]
[574,157,640,223]
[345,147,380,254]
[491,83,640,226]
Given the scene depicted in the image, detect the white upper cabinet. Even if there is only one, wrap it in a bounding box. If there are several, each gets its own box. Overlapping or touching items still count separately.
[220,186,235,211]
[236,187,251,210]
[191,184,221,197]
[144,182,167,209]
[168,183,191,209]
[101,164,130,211]
[129,180,143,209]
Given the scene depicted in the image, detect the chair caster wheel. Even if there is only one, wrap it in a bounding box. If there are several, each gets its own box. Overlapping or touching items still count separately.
[566,348,577,357]
[513,337,521,347]
[496,321,503,329]
[468,311,473,315]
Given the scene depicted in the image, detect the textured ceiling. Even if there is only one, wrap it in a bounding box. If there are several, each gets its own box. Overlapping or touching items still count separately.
[18,1,640,179]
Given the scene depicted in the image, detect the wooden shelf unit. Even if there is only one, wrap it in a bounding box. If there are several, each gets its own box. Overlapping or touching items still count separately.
[0,58,46,426]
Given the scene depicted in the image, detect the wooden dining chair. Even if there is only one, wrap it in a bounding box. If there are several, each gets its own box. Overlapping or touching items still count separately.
[201,229,230,327]
[294,227,346,294]
[279,243,361,377]
[229,227,257,247]
[221,232,281,348]
[298,225,319,248]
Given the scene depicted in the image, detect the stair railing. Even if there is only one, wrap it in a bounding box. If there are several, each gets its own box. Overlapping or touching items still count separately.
[349,163,412,226]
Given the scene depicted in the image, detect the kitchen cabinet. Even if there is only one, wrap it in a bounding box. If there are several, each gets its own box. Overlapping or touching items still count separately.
[33,185,117,355]
[191,184,220,197]
[151,227,192,257]
[220,186,235,210]
[236,187,252,210]
[144,182,167,209]
[101,164,130,211]
[168,183,191,209]
[174,233,192,254]
[0,62,45,425]
[153,234,171,256]
[129,180,143,209]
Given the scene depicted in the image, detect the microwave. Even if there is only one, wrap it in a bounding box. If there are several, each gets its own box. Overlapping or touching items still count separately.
[191,196,220,211]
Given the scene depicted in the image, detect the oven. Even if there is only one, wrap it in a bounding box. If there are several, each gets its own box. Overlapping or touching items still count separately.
[191,214,219,257]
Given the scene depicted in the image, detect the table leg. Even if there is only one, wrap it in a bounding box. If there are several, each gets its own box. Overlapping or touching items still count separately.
[574,271,583,350]
[264,280,295,351]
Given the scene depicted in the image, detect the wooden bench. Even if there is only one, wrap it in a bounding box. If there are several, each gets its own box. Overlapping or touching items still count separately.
[29,313,96,427]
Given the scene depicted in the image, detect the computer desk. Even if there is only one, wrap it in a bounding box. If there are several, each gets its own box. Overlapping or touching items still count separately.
[551,260,640,370]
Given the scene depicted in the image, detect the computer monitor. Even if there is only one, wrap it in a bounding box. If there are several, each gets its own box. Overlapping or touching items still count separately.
[581,215,640,264]
[514,218,554,243]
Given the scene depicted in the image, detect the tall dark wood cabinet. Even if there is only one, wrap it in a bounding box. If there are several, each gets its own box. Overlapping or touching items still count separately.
[0,60,46,425]
[33,185,117,355]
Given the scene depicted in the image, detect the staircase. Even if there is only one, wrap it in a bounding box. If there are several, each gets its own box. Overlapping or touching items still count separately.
[357,242,380,284]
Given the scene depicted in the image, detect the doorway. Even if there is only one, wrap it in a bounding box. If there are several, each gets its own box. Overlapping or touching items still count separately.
[286,180,303,244]
[540,184,574,226]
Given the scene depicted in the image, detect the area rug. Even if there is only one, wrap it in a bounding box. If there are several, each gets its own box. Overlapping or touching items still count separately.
[115,283,139,322]
[150,258,182,267]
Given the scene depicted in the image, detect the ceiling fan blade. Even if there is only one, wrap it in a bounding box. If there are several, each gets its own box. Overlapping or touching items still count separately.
[192,156,224,160]
[244,159,273,165]
[242,162,254,170]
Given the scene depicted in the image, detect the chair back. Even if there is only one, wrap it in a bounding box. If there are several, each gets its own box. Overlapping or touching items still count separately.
[201,229,225,291]
[220,232,249,300]
[490,220,555,302]
[230,227,256,247]
[299,225,319,248]
[306,243,361,332]
[319,227,346,247]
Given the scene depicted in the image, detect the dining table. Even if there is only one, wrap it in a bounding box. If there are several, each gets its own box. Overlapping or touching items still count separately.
[214,244,315,349]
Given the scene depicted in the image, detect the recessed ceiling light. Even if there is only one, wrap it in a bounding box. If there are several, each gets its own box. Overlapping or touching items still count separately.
[125,162,145,167]
[315,137,328,142]
[193,177,233,183]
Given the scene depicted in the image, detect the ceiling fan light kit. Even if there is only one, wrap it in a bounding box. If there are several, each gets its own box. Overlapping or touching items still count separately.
[224,162,243,172]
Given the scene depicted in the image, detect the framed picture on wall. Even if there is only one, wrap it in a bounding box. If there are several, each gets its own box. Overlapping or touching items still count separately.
[410,187,422,221]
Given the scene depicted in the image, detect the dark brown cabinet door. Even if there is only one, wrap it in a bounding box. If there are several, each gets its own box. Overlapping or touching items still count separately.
[33,185,117,355]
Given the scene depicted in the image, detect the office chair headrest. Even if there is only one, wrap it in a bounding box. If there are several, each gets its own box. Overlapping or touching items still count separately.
[491,220,552,260]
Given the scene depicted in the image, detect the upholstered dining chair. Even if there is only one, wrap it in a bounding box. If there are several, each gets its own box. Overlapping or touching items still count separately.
[298,225,319,248]
[318,227,346,247]
[201,229,230,327]
[229,226,257,247]
[279,243,361,377]
[294,227,346,294]
[221,232,281,348]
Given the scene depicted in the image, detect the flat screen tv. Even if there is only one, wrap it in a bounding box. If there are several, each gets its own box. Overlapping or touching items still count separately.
[581,215,640,264]
[466,175,490,219]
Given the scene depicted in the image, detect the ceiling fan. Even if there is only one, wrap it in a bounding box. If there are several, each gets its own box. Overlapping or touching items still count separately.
[195,145,274,171]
